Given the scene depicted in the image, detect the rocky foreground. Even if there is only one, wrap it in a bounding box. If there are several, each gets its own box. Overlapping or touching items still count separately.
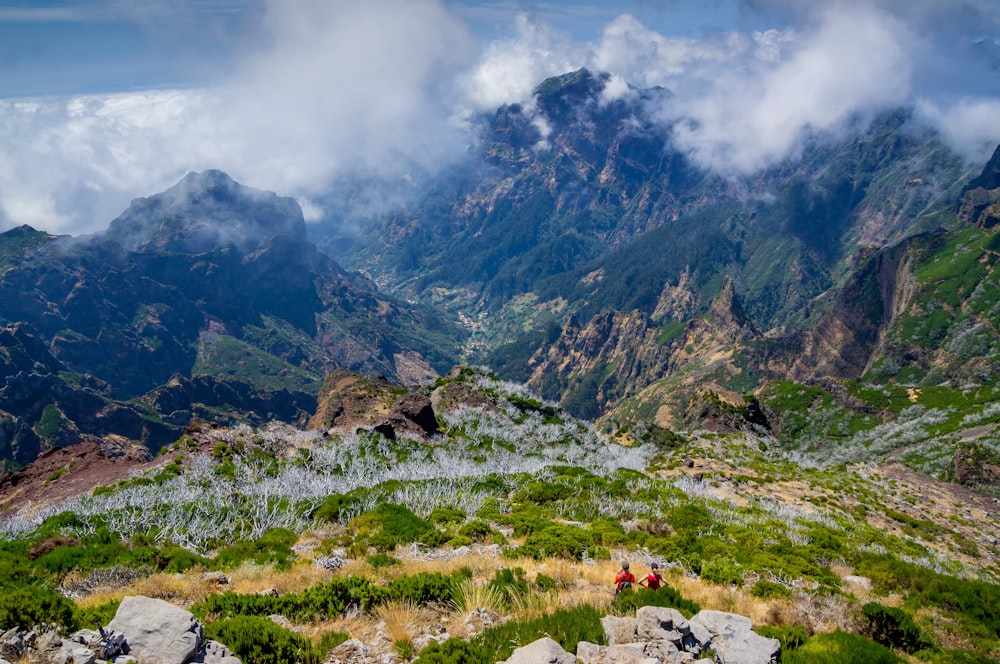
[1,593,779,664]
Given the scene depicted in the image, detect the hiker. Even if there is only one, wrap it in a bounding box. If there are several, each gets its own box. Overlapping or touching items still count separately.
[614,561,636,595]
[639,562,664,590]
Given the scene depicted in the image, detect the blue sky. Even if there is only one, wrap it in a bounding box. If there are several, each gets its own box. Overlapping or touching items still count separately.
[0,1,750,98]
[0,1,998,235]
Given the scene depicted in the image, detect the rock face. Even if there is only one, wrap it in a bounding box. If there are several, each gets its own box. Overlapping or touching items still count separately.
[508,606,779,664]
[309,369,439,440]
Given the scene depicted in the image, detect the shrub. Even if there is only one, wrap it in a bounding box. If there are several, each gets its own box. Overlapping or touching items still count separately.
[366,553,401,569]
[458,519,495,543]
[205,616,317,664]
[862,602,928,653]
[313,493,359,523]
[292,577,389,620]
[429,507,465,525]
[352,503,433,550]
[700,557,743,586]
[413,638,492,663]
[782,631,902,663]
[613,586,700,618]
[389,572,459,605]
[751,580,792,599]
[0,585,77,630]
[757,624,808,651]
[534,573,557,593]
[192,591,282,621]
[75,599,121,632]
[473,604,605,661]
[487,568,530,606]
[214,528,297,570]
[514,524,593,561]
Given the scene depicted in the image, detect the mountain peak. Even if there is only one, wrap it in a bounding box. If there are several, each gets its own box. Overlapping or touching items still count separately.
[105,170,306,254]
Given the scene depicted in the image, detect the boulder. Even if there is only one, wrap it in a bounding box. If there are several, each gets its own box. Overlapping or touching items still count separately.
[501,636,575,664]
[191,640,242,664]
[602,615,638,644]
[107,596,203,664]
[636,606,690,641]
[689,610,779,664]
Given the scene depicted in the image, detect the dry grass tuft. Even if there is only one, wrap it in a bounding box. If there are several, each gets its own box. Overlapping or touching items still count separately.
[226,562,333,595]
[376,600,420,644]
[535,558,579,589]
[452,578,505,615]
[511,590,562,621]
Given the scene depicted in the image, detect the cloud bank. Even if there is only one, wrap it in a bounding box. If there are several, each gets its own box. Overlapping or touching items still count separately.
[0,0,998,235]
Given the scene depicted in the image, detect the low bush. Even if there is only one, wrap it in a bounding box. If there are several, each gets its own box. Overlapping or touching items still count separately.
[205,616,318,664]
[613,586,700,618]
[782,631,902,663]
[487,567,530,606]
[756,624,808,651]
[0,585,77,631]
[473,604,605,661]
[389,572,461,605]
[751,580,792,599]
[351,503,433,550]
[514,523,593,560]
[458,519,495,543]
[214,527,297,570]
[366,553,401,569]
[413,638,492,663]
[862,602,929,653]
[75,599,121,631]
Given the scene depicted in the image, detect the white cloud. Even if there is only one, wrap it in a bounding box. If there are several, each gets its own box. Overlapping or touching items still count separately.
[462,13,581,111]
[0,0,478,235]
[1,1,1000,235]
[917,97,1000,163]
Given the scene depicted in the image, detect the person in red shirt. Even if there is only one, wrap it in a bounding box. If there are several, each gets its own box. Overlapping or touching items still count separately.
[614,561,636,595]
[639,562,664,590]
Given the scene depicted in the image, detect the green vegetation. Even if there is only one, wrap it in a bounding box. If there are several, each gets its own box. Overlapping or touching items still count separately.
[0,368,999,662]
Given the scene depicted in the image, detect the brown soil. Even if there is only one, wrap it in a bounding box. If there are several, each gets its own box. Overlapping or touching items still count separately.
[0,442,167,516]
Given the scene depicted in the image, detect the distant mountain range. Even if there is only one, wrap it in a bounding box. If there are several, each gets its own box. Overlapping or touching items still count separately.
[3,68,1000,493]
[0,170,460,467]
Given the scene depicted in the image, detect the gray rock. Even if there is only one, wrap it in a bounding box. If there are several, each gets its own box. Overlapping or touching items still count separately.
[577,641,603,663]
[685,621,713,652]
[191,639,242,664]
[71,646,97,664]
[689,610,779,664]
[602,615,639,644]
[842,575,872,593]
[107,596,203,664]
[199,571,229,586]
[603,642,648,663]
[637,606,690,642]
[324,638,371,664]
[501,637,575,664]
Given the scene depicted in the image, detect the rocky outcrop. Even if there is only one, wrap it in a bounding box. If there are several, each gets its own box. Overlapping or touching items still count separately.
[959,145,1000,228]
[309,369,439,440]
[501,606,779,664]
[0,595,240,664]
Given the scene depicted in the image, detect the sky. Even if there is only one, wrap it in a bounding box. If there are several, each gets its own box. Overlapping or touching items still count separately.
[0,0,999,235]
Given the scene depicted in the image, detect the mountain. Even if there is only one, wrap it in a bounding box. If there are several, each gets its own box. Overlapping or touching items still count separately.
[317,69,976,425]
[0,171,462,467]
